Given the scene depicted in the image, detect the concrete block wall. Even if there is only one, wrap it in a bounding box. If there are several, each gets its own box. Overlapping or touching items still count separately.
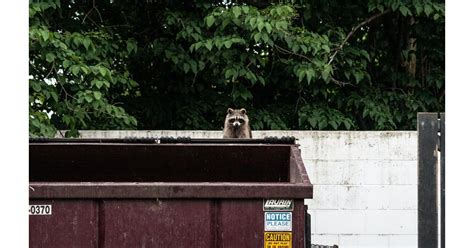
[73,130,418,248]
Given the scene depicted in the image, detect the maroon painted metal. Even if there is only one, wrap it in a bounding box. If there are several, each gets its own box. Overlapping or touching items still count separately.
[30,141,312,248]
[29,200,98,248]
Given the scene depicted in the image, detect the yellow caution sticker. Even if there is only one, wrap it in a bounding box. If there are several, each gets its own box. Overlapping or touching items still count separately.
[264,232,292,248]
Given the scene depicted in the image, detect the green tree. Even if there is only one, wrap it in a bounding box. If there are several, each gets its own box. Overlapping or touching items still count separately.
[29,0,139,137]
[29,0,445,136]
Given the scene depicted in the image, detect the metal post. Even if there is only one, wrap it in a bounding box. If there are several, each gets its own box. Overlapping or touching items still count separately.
[440,113,445,248]
[417,112,439,248]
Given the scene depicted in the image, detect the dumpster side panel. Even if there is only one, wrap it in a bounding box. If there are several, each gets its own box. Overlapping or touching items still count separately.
[292,200,306,246]
[101,199,214,248]
[218,200,264,247]
[29,200,98,248]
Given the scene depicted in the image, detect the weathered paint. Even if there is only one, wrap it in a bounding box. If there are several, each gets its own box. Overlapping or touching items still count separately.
[29,200,98,248]
[29,199,307,248]
[30,141,312,247]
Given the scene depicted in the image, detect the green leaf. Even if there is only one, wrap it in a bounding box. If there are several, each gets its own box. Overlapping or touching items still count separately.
[183,63,190,74]
[276,7,283,16]
[199,61,205,70]
[232,7,241,18]
[190,61,197,74]
[93,91,101,100]
[360,50,370,61]
[50,91,59,102]
[297,69,305,83]
[415,4,423,15]
[242,6,249,14]
[343,120,351,129]
[85,95,93,103]
[399,5,409,16]
[99,67,107,77]
[127,40,137,54]
[93,79,103,89]
[254,33,261,42]
[81,66,90,74]
[83,38,91,50]
[322,65,332,82]
[354,71,363,83]
[301,45,308,53]
[264,23,272,33]
[436,79,443,89]
[106,105,113,114]
[321,44,330,53]
[262,33,269,43]
[224,40,232,49]
[204,40,212,51]
[362,108,369,118]
[40,30,49,41]
[424,4,433,16]
[249,17,257,28]
[329,120,338,130]
[308,117,317,128]
[318,119,328,129]
[31,82,41,92]
[71,66,80,76]
[215,39,223,50]
[45,53,55,63]
[225,68,233,79]
[205,15,215,28]
[257,22,264,32]
[130,117,138,126]
[62,60,71,68]
[306,68,315,85]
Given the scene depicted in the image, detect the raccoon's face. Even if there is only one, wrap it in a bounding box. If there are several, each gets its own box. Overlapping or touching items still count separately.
[226,108,249,129]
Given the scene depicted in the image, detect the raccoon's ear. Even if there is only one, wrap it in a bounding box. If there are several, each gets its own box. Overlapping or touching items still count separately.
[227,108,234,114]
[240,108,246,114]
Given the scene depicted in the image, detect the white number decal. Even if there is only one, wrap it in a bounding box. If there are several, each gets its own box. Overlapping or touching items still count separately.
[29,205,52,215]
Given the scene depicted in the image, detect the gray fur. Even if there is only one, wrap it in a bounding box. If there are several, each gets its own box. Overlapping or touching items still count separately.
[223,108,252,138]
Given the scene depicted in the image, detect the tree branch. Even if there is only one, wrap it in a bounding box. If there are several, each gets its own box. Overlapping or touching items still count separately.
[275,44,313,63]
[330,77,353,86]
[328,9,390,65]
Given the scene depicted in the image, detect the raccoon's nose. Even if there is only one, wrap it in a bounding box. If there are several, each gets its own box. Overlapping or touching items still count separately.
[233,121,241,127]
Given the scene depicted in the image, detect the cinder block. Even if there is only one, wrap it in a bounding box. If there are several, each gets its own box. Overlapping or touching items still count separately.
[310,160,364,185]
[364,210,417,234]
[363,161,417,185]
[297,131,417,160]
[310,185,416,210]
[309,209,365,234]
[339,234,390,248]
[388,235,417,247]
[311,234,339,246]
[308,209,417,235]
[307,160,417,186]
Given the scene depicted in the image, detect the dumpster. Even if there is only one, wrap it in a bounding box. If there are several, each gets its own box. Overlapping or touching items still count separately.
[29,137,313,248]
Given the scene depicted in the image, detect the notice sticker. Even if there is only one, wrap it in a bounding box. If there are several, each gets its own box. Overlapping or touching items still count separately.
[264,212,292,231]
[264,232,292,248]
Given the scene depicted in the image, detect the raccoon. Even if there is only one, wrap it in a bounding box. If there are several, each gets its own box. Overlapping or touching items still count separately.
[223,108,252,138]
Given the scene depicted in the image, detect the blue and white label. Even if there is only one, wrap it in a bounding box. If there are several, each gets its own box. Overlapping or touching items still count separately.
[264,212,292,231]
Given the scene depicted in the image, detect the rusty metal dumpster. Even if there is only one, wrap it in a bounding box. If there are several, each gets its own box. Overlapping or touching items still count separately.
[29,137,313,248]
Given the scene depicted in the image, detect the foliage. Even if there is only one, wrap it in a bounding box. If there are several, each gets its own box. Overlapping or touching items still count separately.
[29,0,138,137]
[29,0,445,136]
